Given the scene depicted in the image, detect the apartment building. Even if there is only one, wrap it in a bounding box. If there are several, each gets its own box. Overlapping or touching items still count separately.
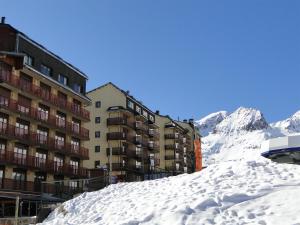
[0,19,90,216]
[84,82,201,181]
[84,83,160,182]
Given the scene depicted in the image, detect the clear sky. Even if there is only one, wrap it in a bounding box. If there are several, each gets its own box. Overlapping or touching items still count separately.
[1,0,300,122]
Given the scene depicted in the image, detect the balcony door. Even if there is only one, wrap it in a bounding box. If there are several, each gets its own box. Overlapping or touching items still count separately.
[0,86,10,107]
[17,94,31,115]
[0,114,7,134]
[35,151,47,169]
[14,145,27,166]
[12,170,26,190]
[15,119,29,139]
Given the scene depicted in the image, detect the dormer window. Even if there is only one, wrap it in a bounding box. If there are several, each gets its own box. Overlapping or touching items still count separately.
[40,64,52,76]
[73,83,82,93]
[24,54,34,66]
[136,105,141,114]
[127,100,134,109]
[58,74,68,85]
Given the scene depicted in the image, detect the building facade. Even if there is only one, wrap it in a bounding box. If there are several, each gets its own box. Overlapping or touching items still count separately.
[0,20,90,216]
[84,82,200,181]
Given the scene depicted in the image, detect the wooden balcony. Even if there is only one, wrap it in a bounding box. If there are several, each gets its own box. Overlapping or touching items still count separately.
[107,117,134,129]
[106,147,127,156]
[0,149,88,177]
[148,129,159,139]
[107,132,134,143]
[106,163,125,171]
[0,95,89,140]
[165,155,175,160]
[164,133,181,140]
[0,122,89,159]
[0,69,90,121]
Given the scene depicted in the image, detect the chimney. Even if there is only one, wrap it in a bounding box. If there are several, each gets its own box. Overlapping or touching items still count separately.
[189,118,194,123]
[155,110,160,115]
[1,17,5,24]
[126,90,130,95]
[183,119,188,123]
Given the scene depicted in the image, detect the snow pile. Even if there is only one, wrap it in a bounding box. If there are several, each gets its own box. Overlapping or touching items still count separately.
[39,107,300,225]
[196,107,300,166]
[40,159,300,225]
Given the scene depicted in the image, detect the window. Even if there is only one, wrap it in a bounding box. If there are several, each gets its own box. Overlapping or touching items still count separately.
[73,83,82,93]
[56,112,66,128]
[72,119,80,134]
[37,104,49,121]
[17,95,31,114]
[95,131,100,138]
[95,117,101,124]
[15,120,29,138]
[136,105,141,114]
[0,141,5,155]
[142,110,148,118]
[12,170,26,182]
[94,160,100,168]
[58,74,68,85]
[54,156,64,171]
[70,160,79,174]
[14,145,27,165]
[71,138,80,152]
[24,54,34,66]
[127,100,134,109]
[40,64,52,76]
[95,146,100,153]
[40,83,51,100]
[37,128,48,145]
[55,133,65,149]
[95,101,101,108]
[0,115,8,132]
[149,114,154,122]
[35,151,47,167]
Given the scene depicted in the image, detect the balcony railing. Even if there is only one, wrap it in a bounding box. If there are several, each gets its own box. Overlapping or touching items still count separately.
[106,163,125,171]
[0,70,90,121]
[0,150,88,177]
[164,133,181,140]
[165,155,175,160]
[0,95,89,140]
[106,147,127,156]
[148,129,159,139]
[107,132,135,143]
[148,142,160,151]
[0,122,89,159]
[107,117,134,128]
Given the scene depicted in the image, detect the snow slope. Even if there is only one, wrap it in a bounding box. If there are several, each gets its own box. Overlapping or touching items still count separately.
[40,107,300,225]
[41,159,300,225]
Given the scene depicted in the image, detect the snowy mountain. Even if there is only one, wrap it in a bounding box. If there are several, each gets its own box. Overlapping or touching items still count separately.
[195,111,228,136]
[40,107,300,225]
[196,107,300,166]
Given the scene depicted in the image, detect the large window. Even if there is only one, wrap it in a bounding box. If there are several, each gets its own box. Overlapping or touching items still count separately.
[40,64,52,76]
[0,116,7,133]
[37,128,48,145]
[54,156,64,171]
[56,112,66,128]
[72,119,80,134]
[17,95,31,114]
[37,104,49,121]
[15,120,29,138]
[55,133,65,149]
[12,170,26,182]
[35,151,47,167]
[14,145,27,165]
[58,74,68,85]
[71,138,80,152]
[70,160,79,174]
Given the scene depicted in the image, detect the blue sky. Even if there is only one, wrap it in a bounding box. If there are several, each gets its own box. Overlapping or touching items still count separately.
[1,0,300,122]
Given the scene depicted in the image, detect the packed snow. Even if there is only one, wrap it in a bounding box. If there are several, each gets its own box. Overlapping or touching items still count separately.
[40,107,300,225]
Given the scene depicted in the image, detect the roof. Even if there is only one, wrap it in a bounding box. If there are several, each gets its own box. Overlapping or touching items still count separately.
[88,82,156,114]
[1,23,88,80]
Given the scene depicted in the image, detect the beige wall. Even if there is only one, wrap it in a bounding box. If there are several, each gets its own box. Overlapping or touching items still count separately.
[83,84,126,169]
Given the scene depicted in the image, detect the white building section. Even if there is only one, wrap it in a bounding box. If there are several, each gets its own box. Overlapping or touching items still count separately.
[261,135,300,163]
